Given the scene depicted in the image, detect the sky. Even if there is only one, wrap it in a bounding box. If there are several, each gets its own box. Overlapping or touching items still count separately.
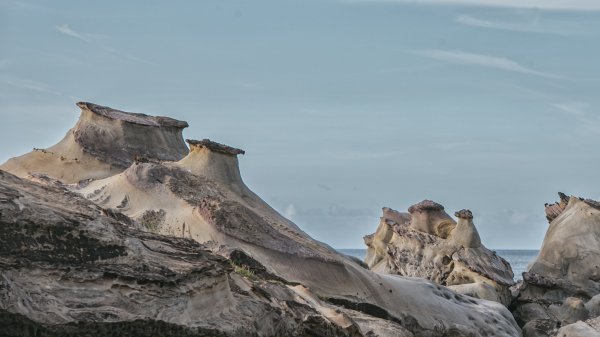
[1,0,599,249]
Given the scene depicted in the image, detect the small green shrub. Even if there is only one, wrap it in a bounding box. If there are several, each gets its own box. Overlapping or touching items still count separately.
[231,262,255,279]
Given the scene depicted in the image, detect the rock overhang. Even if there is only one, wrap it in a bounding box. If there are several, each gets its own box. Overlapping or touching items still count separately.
[186,139,245,156]
[77,102,189,129]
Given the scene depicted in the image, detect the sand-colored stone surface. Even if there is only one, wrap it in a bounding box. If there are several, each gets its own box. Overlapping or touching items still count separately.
[513,194,600,337]
[364,202,514,306]
[0,102,188,183]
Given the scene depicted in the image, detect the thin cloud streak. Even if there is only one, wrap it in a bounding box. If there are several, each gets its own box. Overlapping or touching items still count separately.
[56,24,90,42]
[413,49,562,79]
[345,0,600,11]
[1,77,62,96]
[456,14,572,35]
[553,102,600,134]
[55,24,155,65]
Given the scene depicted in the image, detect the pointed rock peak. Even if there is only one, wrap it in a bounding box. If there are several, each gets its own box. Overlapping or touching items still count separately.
[545,192,570,223]
[186,139,245,156]
[454,209,473,219]
[408,200,444,214]
[77,102,189,128]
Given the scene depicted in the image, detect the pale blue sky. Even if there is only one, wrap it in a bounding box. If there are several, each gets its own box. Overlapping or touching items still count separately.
[1,0,599,248]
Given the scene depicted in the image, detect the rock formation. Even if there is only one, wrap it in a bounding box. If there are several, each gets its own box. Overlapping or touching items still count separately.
[0,102,522,337]
[0,102,188,183]
[512,193,600,337]
[0,170,360,336]
[364,201,514,306]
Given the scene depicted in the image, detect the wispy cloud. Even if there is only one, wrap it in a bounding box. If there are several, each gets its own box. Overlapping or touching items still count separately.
[456,14,571,35]
[56,24,90,42]
[54,24,155,65]
[553,102,600,133]
[5,0,47,11]
[345,0,600,11]
[334,149,407,160]
[1,77,61,95]
[412,49,562,79]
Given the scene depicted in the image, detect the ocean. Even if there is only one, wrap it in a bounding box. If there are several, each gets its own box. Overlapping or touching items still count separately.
[338,249,539,281]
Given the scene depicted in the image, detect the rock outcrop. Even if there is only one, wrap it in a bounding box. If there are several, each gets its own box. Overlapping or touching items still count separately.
[512,193,600,337]
[0,102,522,337]
[364,201,514,306]
[0,170,360,336]
[0,102,188,183]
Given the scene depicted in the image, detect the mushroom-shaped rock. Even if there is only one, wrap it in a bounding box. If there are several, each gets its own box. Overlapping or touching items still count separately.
[514,194,600,334]
[364,201,514,305]
[177,139,246,190]
[408,200,456,238]
[451,209,482,248]
[0,102,189,183]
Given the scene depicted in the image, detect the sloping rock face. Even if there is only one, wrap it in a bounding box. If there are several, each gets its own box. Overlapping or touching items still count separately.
[0,102,522,337]
[364,201,514,306]
[0,170,361,336]
[512,194,600,337]
[0,102,188,183]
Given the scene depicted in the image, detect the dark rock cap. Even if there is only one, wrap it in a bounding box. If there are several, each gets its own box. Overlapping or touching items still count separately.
[408,200,444,214]
[454,209,473,219]
[77,102,189,128]
[186,139,245,155]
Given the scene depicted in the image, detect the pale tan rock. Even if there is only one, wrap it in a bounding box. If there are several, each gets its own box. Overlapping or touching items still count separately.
[514,194,600,336]
[0,102,188,183]
[364,203,514,306]
[1,102,522,337]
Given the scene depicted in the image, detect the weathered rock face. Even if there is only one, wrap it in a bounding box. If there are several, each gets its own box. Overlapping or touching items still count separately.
[1,102,522,337]
[364,201,514,306]
[0,102,189,183]
[513,194,600,337]
[69,142,520,336]
[0,170,361,337]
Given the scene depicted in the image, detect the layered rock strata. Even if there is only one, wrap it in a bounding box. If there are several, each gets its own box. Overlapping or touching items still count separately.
[364,201,514,305]
[0,170,360,336]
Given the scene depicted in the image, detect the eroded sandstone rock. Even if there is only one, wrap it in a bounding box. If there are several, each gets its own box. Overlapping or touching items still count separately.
[0,102,189,183]
[0,103,522,337]
[0,170,360,336]
[364,201,514,306]
[513,193,600,337]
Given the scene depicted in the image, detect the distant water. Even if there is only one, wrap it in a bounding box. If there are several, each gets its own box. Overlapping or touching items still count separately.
[338,249,539,281]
